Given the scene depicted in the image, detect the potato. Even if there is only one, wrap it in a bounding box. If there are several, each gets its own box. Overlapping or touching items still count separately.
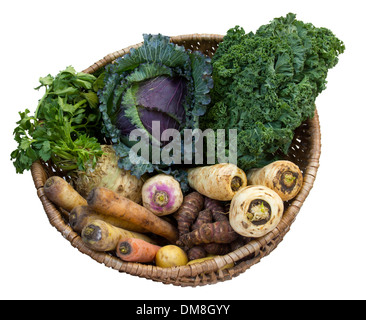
[155,245,188,268]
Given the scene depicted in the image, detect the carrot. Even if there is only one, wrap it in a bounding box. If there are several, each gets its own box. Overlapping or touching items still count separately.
[116,238,161,263]
[69,205,148,234]
[187,163,247,201]
[44,176,87,213]
[229,185,284,238]
[174,192,204,238]
[87,187,178,243]
[247,160,303,201]
[178,221,238,248]
[81,219,155,252]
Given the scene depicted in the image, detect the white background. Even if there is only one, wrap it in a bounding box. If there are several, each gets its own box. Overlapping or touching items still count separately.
[1,0,365,300]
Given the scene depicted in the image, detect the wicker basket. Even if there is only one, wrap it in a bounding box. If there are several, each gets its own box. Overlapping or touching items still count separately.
[30,34,321,287]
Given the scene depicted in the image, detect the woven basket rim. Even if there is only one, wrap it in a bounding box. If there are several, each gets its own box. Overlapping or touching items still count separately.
[30,34,322,287]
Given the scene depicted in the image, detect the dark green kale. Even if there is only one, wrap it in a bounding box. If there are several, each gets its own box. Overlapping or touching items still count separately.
[201,13,345,170]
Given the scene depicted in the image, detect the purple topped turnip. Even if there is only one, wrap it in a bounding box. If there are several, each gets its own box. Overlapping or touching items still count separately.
[142,174,183,216]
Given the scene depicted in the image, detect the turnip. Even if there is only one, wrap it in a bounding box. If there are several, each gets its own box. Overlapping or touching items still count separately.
[72,145,144,204]
[141,174,183,216]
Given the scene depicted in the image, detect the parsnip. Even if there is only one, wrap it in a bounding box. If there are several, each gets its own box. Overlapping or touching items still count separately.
[247,160,303,201]
[229,185,284,238]
[187,163,247,201]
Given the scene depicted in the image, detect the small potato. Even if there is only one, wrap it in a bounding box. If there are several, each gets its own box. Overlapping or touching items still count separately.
[155,245,188,268]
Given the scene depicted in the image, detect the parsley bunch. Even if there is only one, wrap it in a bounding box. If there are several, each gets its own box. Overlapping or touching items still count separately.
[11,66,104,174]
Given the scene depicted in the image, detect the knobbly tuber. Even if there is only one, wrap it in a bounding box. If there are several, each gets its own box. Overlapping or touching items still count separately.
[187,246,207,260]
[192,209,212,231]
[204,197,226,214]
[174,192,204,238]
[178,221,238,248]
[203,243,232,255]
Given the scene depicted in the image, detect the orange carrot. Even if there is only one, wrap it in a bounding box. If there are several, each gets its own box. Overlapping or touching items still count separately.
[87,187,178,243]
[116,238,161,263]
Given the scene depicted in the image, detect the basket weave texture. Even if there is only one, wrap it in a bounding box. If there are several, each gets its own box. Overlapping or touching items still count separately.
[30,34,321,287]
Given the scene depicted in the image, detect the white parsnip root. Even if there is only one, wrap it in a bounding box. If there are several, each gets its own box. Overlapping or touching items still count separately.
[229,185,284,238]
[187,163,247,201]
[247,160,303,201]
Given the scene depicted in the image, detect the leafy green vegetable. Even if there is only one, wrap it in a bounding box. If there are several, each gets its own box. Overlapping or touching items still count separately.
[98,34,213,181]
[201,13,345,170]
[11,66,104,174]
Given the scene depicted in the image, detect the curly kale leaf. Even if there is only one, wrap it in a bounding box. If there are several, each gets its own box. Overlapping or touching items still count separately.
[201,13,345,170]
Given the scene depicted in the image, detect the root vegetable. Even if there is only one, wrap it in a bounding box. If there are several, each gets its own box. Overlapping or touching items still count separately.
[81,219,154,252]
[247,160,303,201]
[187,246,207,261]
[155,245,188,268]
[178,221,238,248]
[69,205,148,233]
[116,238,161,263]
[203,243,232,255]
[141,174,183,216]
[73,145,144,203]
[187,163,247,201]
[192,209,212,230]
[174,192,204,238]
[87,187,178,243]
[204,197,227,216]
[229,185,284,238]
[44,176,87,213]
